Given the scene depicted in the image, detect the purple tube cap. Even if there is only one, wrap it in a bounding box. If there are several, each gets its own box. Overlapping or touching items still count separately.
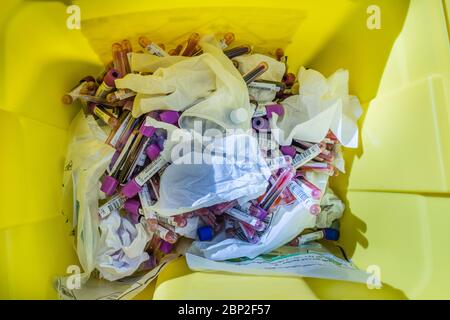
[124,198,141,216]
[146,143,161,161]
[103,68,121,87]
[139,124,156,138]
[121,179,142,198]
[265,104,284,118]
[159,240,174,254]
[280,145,296,158]
[250,205,268,220]
[101,176,119,196]
[252,117,269,131]
[159,110,180,125]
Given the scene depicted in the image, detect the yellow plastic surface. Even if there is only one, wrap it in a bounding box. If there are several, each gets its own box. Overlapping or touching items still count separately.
[0,0,449,299]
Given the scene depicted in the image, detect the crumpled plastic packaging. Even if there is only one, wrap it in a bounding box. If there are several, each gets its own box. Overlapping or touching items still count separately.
[95,210,149,281]
[149,133,272,217]
[270,67,362,147]
[316,187,345,229]
[191,200,317,261]
[61,111,115,283]
[186,244,369,284]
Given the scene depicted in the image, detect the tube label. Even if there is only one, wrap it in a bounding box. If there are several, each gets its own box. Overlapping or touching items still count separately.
[135,156,166,186]
[138,184,154,218]
[288,181,313,207]
[95,81,114,98]
[299,231,324,245]
[114,89,136,100]
[292,144,322,169]
[248,81,280,92]
[98,194,125,218]
[93,107,113,126]
[225,208,259,227]
[156,224,169,239]
[146,43,169,57]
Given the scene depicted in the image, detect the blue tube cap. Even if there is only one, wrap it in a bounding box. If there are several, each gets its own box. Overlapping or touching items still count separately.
[323,228,340,241]
[197,226,214,241]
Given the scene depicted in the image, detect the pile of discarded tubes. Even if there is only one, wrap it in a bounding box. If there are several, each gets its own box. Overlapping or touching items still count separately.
[63,32,346,279]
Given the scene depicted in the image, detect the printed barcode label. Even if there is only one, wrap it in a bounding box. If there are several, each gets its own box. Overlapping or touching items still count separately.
[135,157,166,186]
[292,144,322,169]
[138,184,154,217]
[248,81,279,92]
[98,194,125,218]
[146,43,169,57]
[288,181,310,203]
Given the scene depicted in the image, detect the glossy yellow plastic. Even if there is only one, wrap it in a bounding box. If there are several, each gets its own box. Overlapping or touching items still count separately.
[0,0,449,299]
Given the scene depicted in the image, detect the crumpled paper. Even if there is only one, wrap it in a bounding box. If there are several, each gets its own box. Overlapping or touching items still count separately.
[95,210,149,281]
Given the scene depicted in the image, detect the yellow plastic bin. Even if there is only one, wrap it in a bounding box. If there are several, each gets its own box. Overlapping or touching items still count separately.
[1,0,449,299]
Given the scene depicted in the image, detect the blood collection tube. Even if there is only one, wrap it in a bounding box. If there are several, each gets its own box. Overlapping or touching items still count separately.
[274,48,284,61]
[138,36,169,57]
[248,79,286,93]
[296,176,322,200]
[287,180,321,215]
[242,62,269,84]
[87,102,119,128]
[169,44,183,56]
[117,123,156,183]
[121,39,133,54]
[101,121,145,195]
[106,89,136,103]
[224,207,265,231]
[223,45,251,59]
[283,73,296,87]
[112,43,129,77]
[181,33,200,57]
[289,228,340,246]
[62,76,97,104]
[98,193,126,219]
[157,214,188,228]
[121,143,167,198]
[224,218,236,238]
[95,68,121,98]
[255,166,295,218]
[154,224,178,244]
[236,222,260,244]
[219,32,235,49]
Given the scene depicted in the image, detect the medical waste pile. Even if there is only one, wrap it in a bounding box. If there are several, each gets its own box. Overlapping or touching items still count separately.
[57,32,367,299]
